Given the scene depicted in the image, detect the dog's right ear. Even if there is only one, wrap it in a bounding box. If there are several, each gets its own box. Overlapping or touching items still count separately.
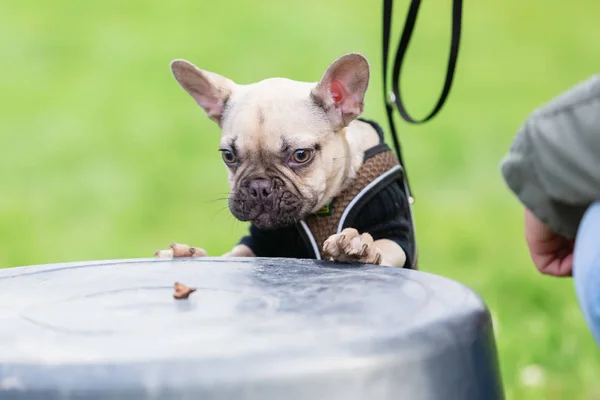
[311,53,370,128]
[170,59,237,125]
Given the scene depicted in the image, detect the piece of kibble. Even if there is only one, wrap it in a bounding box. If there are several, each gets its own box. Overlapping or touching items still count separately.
[173,282,196,299]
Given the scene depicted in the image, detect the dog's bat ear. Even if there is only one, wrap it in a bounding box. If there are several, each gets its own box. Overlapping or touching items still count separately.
[170,59,237,126]
[311,53,370,128]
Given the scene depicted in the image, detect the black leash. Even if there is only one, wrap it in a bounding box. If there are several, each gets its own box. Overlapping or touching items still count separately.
[382,0,463,200]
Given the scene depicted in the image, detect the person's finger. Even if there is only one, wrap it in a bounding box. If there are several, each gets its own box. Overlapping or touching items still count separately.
[524,208,574,276]
[532,250,574,277]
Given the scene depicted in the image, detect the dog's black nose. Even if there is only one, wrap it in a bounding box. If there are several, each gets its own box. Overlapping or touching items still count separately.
[249,179,273,200]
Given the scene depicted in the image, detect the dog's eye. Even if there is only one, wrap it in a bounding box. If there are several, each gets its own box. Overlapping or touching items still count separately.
[221,150,237,164]
[292,149,312,164]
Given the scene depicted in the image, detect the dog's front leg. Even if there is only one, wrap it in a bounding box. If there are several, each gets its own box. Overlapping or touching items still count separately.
[154,243,255,259]
[323,228,406,268]
[222,244,255,257]
[373,239,407,268]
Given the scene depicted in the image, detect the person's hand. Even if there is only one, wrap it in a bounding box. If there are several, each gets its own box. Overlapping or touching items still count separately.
[524,208,574,277]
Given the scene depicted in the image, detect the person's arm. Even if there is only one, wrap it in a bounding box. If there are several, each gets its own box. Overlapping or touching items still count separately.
[501,74,600,240]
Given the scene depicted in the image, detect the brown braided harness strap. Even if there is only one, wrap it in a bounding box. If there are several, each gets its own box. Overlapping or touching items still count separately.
[305,149,400,259]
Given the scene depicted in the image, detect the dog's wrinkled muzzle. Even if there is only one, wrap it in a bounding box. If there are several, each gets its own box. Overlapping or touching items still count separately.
[229,178,307,229]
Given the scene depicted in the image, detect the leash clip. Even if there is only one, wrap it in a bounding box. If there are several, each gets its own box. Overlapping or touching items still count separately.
[387,91,396,107]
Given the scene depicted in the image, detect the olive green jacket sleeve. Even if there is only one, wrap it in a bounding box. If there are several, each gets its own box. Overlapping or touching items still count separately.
[500,74,600,239]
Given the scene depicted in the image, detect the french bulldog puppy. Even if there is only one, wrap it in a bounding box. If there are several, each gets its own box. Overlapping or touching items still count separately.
[155,53,413,268]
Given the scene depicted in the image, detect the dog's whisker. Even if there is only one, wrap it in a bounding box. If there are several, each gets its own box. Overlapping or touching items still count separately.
[203,198,229,204]
[228,216,245,234]
[210,205,231,221]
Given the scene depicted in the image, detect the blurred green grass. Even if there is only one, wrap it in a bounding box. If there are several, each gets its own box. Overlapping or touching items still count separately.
[1,0,599,397]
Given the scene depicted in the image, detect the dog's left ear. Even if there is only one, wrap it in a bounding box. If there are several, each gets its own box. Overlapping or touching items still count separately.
[311,53,370,127]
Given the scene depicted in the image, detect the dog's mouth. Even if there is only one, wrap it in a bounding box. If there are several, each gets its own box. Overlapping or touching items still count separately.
[236,207,306,230]
[252,212,284,230]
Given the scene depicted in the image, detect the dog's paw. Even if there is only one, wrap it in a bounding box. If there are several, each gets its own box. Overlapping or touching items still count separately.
[154,243,208,258]
[322,228,382,265]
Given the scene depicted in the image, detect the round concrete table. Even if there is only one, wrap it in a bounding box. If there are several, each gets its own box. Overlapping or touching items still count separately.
[0,258,503,399]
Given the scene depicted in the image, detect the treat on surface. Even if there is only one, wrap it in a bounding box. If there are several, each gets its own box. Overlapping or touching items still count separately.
[173,281,196,299]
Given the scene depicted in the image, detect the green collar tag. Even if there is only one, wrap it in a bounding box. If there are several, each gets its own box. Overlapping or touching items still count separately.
[314,202,333,216]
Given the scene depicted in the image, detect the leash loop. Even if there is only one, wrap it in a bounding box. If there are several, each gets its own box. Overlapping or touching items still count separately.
[382,0,463,199]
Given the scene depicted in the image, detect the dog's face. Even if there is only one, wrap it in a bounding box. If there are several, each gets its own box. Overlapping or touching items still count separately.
[170,53,370,229]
